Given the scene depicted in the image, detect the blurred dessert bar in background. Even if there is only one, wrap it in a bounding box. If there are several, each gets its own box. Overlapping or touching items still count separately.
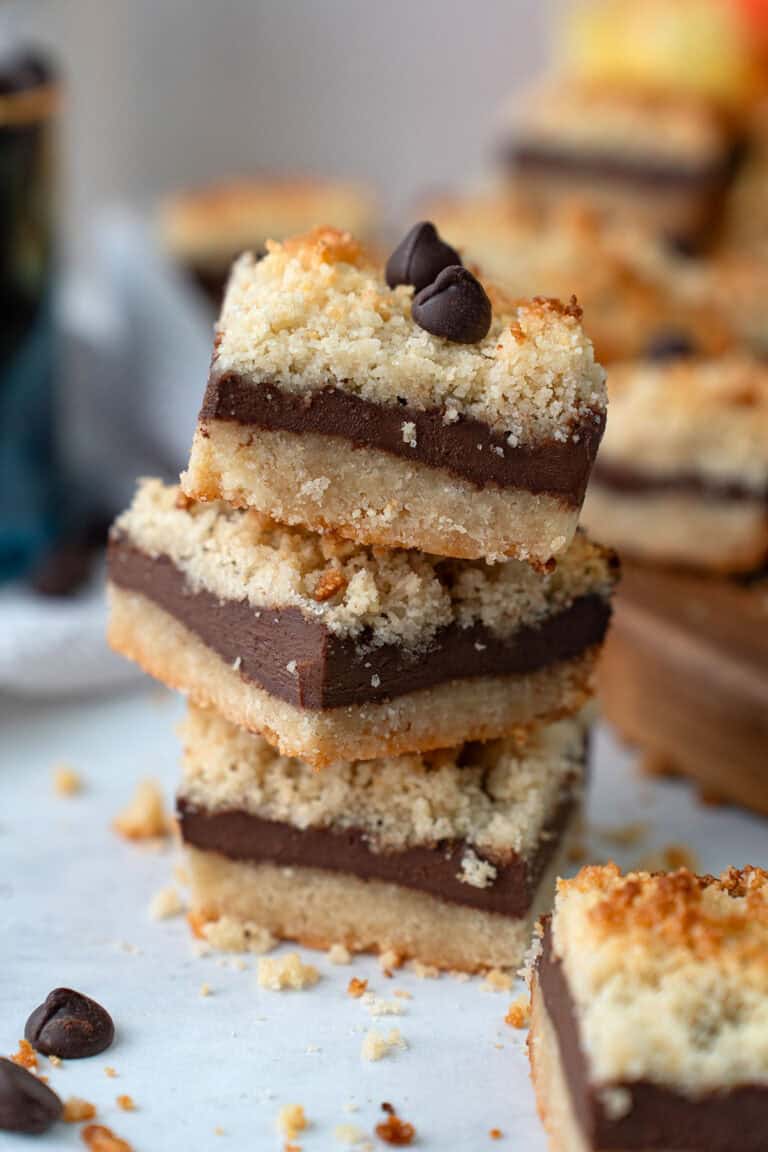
[427,195,734,363]
[158,177,376,304]
[181,706,588,972]
[503,80,746,254]
[599,563,768,816]
[107,480,617,767]
[581,355,768,573]
[182,226,608,564]
[528,862,768,1152]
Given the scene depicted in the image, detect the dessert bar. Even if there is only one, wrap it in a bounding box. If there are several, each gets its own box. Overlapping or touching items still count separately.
[506,81,745,252]
[182,226,607,564]
[528,863,768,1152]
[181,706,587,972]
[107,480,616,767]
[599,561,768,816]
[159,178,375,305]
[581,355,768,573]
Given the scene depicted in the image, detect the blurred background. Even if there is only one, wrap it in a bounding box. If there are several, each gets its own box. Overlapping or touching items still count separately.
[2,0,767,812]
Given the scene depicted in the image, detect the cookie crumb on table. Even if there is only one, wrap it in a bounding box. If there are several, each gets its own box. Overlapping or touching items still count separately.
[81,1124,133,1152]
[104,1066,117,1078]
[113,779,171,840]
[347,977,368,999]
[333,1121,370,1146]
[277,1103,308,1141]
[53,764,83,795]
[375,1102,416,1145]
[482,968,513,992]
[362,993,404,1017]
[10,1039,37,1070]
[378,950,402,977]
[410,959,439,980]
[490,1127,503,1140]
[63,1097,97,1123]
[258,952,319,991]
[504,997,531,1028]
[148,884,184,920]
[199,983,213,997]
[116,1095,135,1112]
[201,915,276,954]
[361,1028,407,1062]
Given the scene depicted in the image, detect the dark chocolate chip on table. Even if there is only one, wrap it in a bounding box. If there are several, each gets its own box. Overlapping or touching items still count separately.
[25,988,114,1059]
[412,265,492,344]
[0,1057,62,1134]
[385,221,462,293]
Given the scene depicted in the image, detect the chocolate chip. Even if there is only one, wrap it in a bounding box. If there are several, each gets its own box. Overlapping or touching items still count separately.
[645,331,697,361]
[411,266,492,344]
[385,221,462,293]
[0,1058,62,1134]
[25,989,114,1059]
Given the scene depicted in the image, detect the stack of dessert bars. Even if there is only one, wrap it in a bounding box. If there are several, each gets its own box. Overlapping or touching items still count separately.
[107,223,616,972]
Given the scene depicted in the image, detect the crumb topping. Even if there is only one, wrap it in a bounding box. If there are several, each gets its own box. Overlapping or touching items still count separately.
[552,864,768,1091]
[180,705,586,861]
[598,355,768,490]
[212,228,605,443]
[115,480,616,651]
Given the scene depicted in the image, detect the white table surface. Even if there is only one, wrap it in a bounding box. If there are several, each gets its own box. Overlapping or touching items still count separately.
[2,684,767,1151]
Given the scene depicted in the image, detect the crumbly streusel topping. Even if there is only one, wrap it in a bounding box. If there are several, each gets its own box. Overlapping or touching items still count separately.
[114,480,616,651]
[159,179,375,266]
[512,80,735,164]
[211,227,606,444]
[179,706,586,861]
[552,863,768,1091]
[599,356,768,490]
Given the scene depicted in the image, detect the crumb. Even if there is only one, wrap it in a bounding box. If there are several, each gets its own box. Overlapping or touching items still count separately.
[104,1067,117,1079]
[313,569,348,602]
[458,848,498,889]
[10,1039,37,1070]
[375,1102,416,1145]
[392,989,412,1000]
[481,969,513,992]
[113,779,171,840]
[361,993,404,1017]
[490,1128,503,1140]
[286,659,297,675]
[63,1098,98,1123]
[504,997,530,1029]
[53,763,83,795]
[277,1104,308,1141]
[401,421,417,448]
[347,977,368,999]
[214,1127,225,1136]
[378,950,401,977]
[451,971,470,983]
[361,1028,407,1062]
[81,1124,133,1152]
[148,884,184,920]
[48,1055,62,1068]
[258,952,319,991]
[116,1096,135,1112]
[410,960,439,980]
[328,943,352,965]
[344,1102,359,1113]
[200,983,213,997]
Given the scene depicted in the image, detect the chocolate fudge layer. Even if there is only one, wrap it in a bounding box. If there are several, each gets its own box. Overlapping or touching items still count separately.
[182,226,606,563]
[505,82,745,251]
[528,864,768,1152]
[159,178,375,306]
[107,480,616,767]
[598,562,768,816]
[181,706,586,972]
[581,356,768,573]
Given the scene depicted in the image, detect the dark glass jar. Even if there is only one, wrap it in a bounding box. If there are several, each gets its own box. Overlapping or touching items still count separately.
[0,39,57,580]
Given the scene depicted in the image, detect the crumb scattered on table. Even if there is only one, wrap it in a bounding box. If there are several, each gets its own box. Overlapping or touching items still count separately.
[63,1097,97,1123]
[113,779,171,840]
[10,1039,37,1070]
[504,997,530,1029]
[375,1102,416,1145]
[328,943,352,965]
[277,1103,308,1141]
[361,1028,407,1062]
[199,983,213,997]
[149,884,184,920]
[490,1127,503,1140]
[116,1095,135,1112]
[347,977,368,999]
[481,969,513,992]
[410,960,439,980]
[81,1124,133,1152]
[104,1066,117,1078]
[361,993,404,1017]
[258,953,319,991]
[53,764,83,795]
[201,915,276,954]
[378,950,402,977]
